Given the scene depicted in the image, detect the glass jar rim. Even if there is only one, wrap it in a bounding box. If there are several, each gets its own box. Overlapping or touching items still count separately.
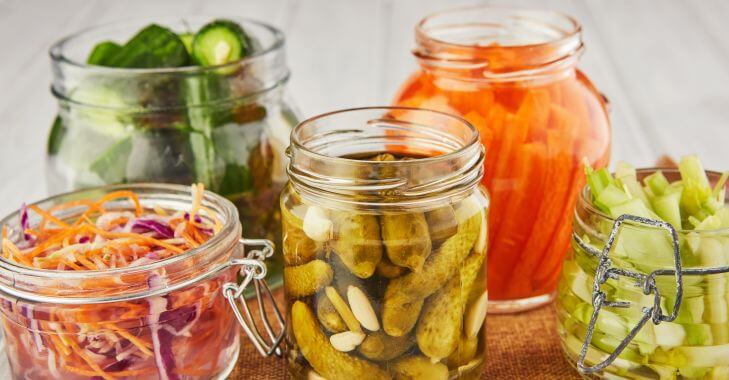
[416,5,581,51]
[290,106,480,166]
[287,106,484,209]
[0,183,241,301]
[49,16,285,75]
[413,6,584,82]
[578,167,729,234]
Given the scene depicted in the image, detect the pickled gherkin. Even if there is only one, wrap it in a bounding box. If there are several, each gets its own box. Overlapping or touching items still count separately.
[383,206,483,336]
[381,212,432,272]
[416,246,486,360]
[425,205,458,246]
[331,211,383,279]
[376,255,406,279]
[281,149,489,379]
[284,260,333,298]
[391,355,449,380]
[290,301,390,380]
[282,205,320,266]
[358,331,414,361]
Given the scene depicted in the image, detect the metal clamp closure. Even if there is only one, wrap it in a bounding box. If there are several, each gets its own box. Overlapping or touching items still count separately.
[222,238,284,357]
[573,214,683,375]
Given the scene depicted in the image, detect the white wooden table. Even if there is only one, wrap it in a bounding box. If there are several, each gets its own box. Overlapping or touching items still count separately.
[0,0,728,377]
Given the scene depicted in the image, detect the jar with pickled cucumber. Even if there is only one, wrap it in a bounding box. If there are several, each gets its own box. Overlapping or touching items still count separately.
[280,107,489,379]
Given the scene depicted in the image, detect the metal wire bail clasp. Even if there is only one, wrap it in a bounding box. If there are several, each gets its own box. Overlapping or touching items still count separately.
[573,214,683,375]
[222,238,284,357]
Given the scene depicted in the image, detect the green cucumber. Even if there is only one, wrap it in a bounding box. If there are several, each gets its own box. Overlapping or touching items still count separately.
[191,19,251,66]
[47,116,66,155]
[89,137,132,183]
[179,32,194,54]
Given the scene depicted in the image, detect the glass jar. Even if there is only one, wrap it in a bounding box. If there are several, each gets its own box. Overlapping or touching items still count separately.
[275,107,489,379]
[557,169,729,379]
[47,17,298,287]
[0,184,278,380]
[393,6,611,312]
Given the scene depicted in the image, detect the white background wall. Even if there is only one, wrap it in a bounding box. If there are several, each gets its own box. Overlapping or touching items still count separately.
[1,0,728,216]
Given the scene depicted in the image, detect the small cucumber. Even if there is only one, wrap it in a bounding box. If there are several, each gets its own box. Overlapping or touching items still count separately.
[191,19,251,66]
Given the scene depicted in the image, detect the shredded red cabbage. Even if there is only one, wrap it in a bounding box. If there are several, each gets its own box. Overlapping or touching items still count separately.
[19,203,29,241]
[132,219,174,239]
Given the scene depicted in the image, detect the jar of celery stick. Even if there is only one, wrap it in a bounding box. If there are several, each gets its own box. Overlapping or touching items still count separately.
[558,166,729,379]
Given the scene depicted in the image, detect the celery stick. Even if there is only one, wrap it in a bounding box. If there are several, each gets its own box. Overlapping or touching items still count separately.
[679,155,713,220]
[586,164,613,199]
[615,161,651,208]
[644,170,670,197]
[595,183,632,211]
[678,367,710,379]
[609,198,661,220]
[651,189,682,229]
[699,238,727,324]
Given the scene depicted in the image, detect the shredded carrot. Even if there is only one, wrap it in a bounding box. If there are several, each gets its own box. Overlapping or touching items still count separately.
[0,184,225,379]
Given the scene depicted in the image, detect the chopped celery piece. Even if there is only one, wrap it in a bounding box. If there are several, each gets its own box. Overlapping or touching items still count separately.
[652,344,729,367]
[679,155,714,220]
[616,161,651,207]
[609,198,660,220]
[586,164,613,198]
[651,189,682,229]
[595,183,631,211]
[644,171,670,197]
[684,324,713,346]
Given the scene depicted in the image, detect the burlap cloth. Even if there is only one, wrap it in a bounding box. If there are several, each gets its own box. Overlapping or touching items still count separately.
[228,289,581,379]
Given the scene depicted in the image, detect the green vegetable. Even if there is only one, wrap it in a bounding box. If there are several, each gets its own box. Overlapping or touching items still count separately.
[179,33,194,54]
[47,116,65,155]
[89,137,132,183]
[563,156,729,378]
[86,41,122,65]
[191,19,251,66]
[105,24,190,68]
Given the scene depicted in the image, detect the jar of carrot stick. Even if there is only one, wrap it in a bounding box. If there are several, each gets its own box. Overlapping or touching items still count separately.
[393,6,611,312]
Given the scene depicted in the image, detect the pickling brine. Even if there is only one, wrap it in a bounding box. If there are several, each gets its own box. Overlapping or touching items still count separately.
[279,108,489,379]
[393,6,611,312]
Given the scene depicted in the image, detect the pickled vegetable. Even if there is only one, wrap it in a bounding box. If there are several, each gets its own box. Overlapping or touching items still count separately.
[283,205,320,265]
[284,260,333,298]
[317,295,347,333]
[291,301,390,380]
[558,156,729,378]
[331,211,382,279]
[425,205,458,245]
[282,153,488,379]
[383,205,482,336]
[391,356,448,380]
[416,247,486,360]
[358,331,414,361]
[381,212,432,272]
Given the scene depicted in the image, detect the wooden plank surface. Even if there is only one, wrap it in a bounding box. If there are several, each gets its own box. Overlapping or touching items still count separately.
[0,0,727,378]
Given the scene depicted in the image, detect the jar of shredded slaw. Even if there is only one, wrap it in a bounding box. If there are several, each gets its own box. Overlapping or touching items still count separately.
[0,184,278,380]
